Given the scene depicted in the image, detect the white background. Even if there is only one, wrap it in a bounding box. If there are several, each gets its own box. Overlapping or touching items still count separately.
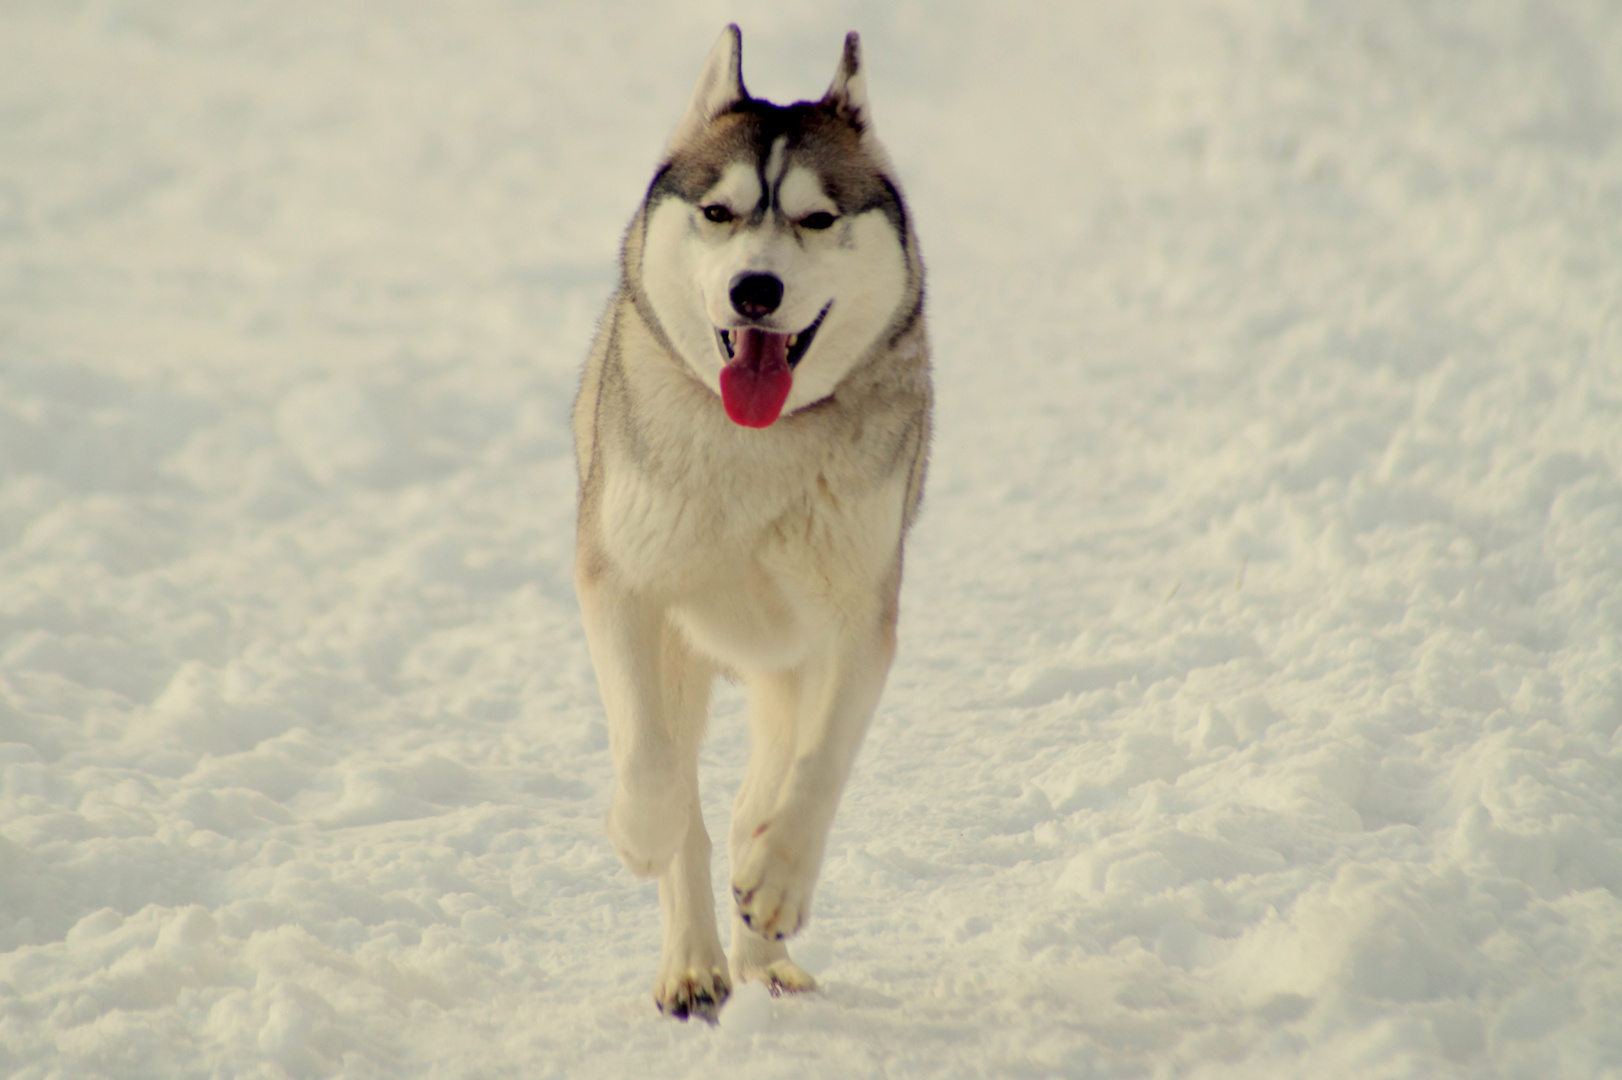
[2,1,1620,1076]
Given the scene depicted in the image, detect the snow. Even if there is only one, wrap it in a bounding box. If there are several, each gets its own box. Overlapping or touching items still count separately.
[3,0,1621,1076]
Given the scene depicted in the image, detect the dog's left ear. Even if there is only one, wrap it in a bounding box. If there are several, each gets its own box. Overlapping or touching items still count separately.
[824,32,896,173]
[823,32,870,131]
[668,25,747,154]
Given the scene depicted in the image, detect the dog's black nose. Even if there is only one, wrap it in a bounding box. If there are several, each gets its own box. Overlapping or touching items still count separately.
[730,274,783,319]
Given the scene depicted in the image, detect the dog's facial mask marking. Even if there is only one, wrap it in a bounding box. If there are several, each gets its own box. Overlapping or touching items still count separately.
[646,27,896,430]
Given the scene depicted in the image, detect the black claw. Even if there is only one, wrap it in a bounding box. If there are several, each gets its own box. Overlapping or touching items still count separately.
[693,993,724,1025]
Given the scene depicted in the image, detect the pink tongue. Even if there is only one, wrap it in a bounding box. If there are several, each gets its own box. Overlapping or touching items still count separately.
[719,328,793,428]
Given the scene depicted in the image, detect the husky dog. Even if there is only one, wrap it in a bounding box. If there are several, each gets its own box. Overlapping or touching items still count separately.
[573,24,929,1022]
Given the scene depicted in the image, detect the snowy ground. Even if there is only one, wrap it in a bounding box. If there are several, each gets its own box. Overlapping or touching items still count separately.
[3,0,1621,1076]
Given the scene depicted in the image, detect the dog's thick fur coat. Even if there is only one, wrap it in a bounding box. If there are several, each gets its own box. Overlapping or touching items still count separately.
[573,25,930,1022]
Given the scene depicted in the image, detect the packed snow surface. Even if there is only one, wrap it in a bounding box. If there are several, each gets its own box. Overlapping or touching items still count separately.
[3,1,1621,1076]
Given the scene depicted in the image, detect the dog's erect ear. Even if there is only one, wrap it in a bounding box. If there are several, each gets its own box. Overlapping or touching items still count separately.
[824,31,896,173]
[823,32,870,131]
[668,25,746,153]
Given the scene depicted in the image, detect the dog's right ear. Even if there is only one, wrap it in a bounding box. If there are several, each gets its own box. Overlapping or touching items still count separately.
[667,25,746,154]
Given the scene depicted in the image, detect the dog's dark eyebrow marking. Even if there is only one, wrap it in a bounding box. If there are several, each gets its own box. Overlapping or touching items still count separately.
[723,100,824,216]
[650,95,902,237]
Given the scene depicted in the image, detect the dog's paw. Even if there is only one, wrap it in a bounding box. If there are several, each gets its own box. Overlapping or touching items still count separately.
[655,960,731,1024]
[731,824,817,940]
[736,956,817,996]
[605,782,686,877]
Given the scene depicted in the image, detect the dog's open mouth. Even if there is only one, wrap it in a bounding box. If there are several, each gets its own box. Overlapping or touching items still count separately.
[715,303,830,370]
[713,304,831,429]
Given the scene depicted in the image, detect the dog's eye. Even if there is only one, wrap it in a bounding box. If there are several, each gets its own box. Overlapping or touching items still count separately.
[799,211,837,230]
[702,205,734,224]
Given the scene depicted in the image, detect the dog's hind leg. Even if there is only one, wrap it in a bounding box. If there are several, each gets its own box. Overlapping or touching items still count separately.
[727,669,818,994]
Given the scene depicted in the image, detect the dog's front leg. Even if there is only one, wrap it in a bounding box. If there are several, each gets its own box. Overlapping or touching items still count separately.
[731,603,897,941]
[727,670,819,993]
[576,573,697,877]
[578,571,730,1017]
[653,791,730,1021]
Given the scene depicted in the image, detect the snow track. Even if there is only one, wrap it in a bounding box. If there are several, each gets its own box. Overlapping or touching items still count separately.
[2,1,1619,1076]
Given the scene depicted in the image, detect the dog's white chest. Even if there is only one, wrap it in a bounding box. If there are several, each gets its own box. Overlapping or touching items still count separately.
[596,460,779,586]
[597,454,905,666]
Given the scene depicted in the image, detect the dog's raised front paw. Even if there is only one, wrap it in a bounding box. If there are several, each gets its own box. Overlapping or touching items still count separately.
[731,823,817,941]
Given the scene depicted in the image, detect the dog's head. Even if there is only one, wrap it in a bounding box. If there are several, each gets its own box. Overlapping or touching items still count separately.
[635,26,919,429]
